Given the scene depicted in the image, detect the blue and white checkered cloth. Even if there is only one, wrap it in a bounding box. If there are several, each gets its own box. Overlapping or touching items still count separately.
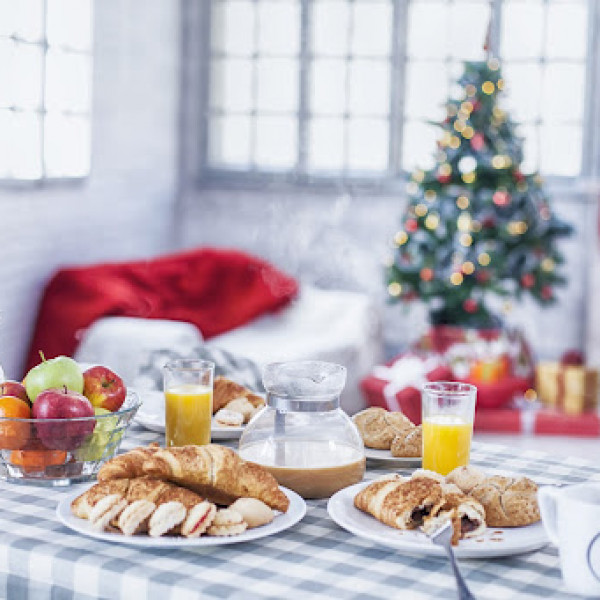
[0,424,599,599]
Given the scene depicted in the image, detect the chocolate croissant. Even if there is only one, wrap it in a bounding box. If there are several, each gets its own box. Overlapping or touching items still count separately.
[141,444,290,513]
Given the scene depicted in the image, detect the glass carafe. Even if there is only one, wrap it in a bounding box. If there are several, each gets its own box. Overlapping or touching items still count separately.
[238,361,365,499]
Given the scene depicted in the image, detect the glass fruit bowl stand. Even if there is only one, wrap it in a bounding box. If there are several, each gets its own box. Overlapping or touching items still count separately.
[0,390,141,486]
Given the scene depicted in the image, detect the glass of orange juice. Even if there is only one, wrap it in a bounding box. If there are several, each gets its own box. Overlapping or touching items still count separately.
[163,359,214,447]
[422,381,477,476]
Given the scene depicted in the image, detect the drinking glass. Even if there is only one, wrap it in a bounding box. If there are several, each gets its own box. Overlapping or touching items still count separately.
[163,359,214,447]
[422,381,477,476]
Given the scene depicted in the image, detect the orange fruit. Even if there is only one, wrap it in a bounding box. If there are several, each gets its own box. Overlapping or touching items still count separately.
[10,448,67,473]
[0,396,32,450]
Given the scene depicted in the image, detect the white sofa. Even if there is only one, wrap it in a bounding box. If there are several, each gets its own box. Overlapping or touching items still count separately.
[74,285,382,414]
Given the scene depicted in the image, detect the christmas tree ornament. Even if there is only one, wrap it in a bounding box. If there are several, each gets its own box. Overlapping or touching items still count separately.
[463,299,478,314]
[521,273,535,288]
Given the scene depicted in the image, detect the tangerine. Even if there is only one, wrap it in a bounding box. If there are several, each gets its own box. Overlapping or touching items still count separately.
[0,396,32,450]
[10,448,67,473]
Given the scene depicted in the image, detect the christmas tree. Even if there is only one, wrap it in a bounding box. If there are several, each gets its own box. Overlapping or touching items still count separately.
[386,59,572,328]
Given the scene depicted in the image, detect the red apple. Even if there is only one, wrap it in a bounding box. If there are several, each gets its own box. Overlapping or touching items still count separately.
[32,387,94,450]
[82,366,127,412]
[0,381,30,406]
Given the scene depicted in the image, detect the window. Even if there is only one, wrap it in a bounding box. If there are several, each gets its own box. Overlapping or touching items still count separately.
[0,0,93,181]
[203,0,596,182]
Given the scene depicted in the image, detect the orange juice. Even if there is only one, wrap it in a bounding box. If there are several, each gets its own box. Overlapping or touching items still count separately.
[165,383,212,447]
[422,414,472,475]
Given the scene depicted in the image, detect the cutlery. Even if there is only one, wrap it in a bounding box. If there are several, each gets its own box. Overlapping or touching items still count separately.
[427,520,476,600]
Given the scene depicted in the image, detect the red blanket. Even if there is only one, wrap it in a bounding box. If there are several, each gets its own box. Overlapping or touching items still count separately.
[25,247,298,373]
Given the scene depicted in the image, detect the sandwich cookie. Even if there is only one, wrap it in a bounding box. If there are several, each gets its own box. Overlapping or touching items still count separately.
[207,508,247,536]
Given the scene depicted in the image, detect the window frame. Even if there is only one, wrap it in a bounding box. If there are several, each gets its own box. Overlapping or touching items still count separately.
[182,0,600,194]
[0,0,93,186]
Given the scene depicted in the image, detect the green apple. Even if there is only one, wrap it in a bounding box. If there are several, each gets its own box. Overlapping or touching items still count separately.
[75,407,122,461]
[25,354,84,402]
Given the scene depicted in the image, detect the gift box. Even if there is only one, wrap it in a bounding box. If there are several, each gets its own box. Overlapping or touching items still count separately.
[536,361,599,415]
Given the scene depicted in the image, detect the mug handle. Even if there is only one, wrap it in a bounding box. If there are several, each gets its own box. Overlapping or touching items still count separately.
[538,486,560,546]
[588,532,600,583]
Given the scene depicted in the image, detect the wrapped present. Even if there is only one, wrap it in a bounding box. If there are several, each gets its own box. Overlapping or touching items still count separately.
[536,361,599,415]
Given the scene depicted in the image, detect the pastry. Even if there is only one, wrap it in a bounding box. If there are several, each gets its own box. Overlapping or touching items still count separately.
[141,444,290,512]
[390,425,422,458]
[89,494,128,532]
[97,443,160,482]
[468,475,540,527]
[148,501,187,537]
[213,377,264,414]
[214,408,244,427]
[207,508,247,536]
[354,476,443,530]
[229,498,274,528]
[411,469,445,484]
[71,478,131,519]
[445,465,486,494]
[181,501,217,538]
[224,397,256,423]
[352,407,414,450]
[118,500,156,536]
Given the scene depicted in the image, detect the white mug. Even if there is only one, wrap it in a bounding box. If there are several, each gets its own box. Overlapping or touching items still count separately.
[538,483,600,597]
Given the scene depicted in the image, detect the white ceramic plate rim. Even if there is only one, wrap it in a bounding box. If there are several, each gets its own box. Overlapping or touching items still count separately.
[327,481,549,559]
[363,447,422,467]
[57,486,305,548]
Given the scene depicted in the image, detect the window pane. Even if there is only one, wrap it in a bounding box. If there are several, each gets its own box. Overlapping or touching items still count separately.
[13,43,43,109]
[448,1,489,60]
[404,61,448,121]
[255,115,297,168]
[312,0,350,56]
[210,58,253,112]
[47,0,93,51]
[402,120,438,172]
[546,1,587,60]
[209,115,252,167]
[347,118,388,171]
[501,1,544,60]
[45,49,92,112]
[352,1,392,58]
[310,59,346,116]
[348,60,390,117]
[307,117,344,171]
[44,113,90,177]
[12,0,44,42]
[212,0,255,55]
[257,1,300,56]
[13,111,42,179]
[256,58,298,112]
[407,2,448,59]
[539,124,581,176]
[502,63,542,123]
[541,63,585,123]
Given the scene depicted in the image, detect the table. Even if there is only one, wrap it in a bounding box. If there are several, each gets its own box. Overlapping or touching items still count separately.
[0,424,599,600]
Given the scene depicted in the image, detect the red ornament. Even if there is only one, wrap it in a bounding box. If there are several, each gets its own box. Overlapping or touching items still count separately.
[482,216,496,229]
[513,170,525,183]
[463,299,478,313]
[476,270,490,283]
[405,219,418,232]
[521,273,535,288]
[437,174,451,184]
[493,191,511,206]
[470,132,485,151]
[541,286,553,300]
[420,267,434,282]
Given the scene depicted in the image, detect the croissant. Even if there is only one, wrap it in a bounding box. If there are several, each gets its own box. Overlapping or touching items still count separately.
[71,478,131,519]
[142,444,290,513]
[390,425,422,458]
[213,376,264,414]
[97,442,160,482]
[352,407,414,450]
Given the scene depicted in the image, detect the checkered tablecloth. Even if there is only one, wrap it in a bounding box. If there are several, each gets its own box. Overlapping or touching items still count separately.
[0,424,599,600]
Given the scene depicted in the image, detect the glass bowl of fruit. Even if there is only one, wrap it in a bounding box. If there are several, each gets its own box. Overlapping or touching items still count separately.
[0,356,142,486]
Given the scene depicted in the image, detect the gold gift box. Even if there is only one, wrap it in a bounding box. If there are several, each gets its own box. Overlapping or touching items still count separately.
[536,361,599,415]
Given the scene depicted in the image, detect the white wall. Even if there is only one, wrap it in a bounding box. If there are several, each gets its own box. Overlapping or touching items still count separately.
[0,0,180,378]
[180,187,593,363]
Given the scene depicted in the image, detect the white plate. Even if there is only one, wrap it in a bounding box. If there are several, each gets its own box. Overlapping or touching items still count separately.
[363,448,422,468]
[327,482,549,559]
[56,486,305,548]
[133,390,246,440]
